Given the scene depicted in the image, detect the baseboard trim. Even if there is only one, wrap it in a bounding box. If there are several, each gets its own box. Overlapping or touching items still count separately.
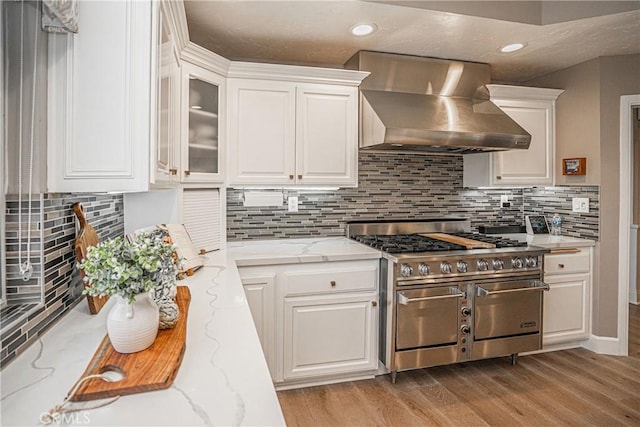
[274,371,377,391]
[582,334,623,355]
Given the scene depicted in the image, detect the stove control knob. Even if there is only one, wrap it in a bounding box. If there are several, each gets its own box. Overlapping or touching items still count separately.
[400,263,413,277]
[440,261,452,274]
[477,259,489,271]
[492,259,504,270]
[511,257,524,269]
[460,325,470,334]
[457,261,468,273]
[526,256,539,268]
[418,263,430,275]
[461,307,471,316]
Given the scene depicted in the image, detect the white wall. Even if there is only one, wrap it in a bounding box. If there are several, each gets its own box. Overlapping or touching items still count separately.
[124,189,180,234]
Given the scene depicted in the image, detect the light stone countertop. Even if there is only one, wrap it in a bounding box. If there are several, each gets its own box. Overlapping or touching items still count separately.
[0,237,381,427]
[499,233,597,249]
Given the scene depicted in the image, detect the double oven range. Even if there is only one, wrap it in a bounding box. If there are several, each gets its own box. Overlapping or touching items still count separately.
[348,218,549,382]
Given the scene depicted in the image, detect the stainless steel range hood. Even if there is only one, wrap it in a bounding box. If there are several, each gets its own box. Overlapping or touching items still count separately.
[344,51,531,154]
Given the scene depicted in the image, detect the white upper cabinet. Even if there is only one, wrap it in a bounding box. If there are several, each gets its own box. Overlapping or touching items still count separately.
[227,80,297,185]
[48,0,155,192]
[463,85,563,187]
[226,63,368,187]
[152,2,181,185]
[296,85,358,185]
[180,62,226,183]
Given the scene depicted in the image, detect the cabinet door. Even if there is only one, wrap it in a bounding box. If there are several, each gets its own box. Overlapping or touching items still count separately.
[48,0,153,192]
[153,5,180,184]
[295,85,358,186]
[242,275,276,379]
[181,63,225,183]
[283,293,378,380]
[543,273,590,346]
[491,100,554,186]
[227,79,296,185]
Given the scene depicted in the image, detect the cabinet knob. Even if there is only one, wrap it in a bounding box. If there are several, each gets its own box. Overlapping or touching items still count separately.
[298,174,302,180]
[184,170,191,176]
[330,280,336,287]
[289,174,294,180]
[169,168,177,175]
[558,263,565,268]
[371,301,378,307]
[496,176,502,180]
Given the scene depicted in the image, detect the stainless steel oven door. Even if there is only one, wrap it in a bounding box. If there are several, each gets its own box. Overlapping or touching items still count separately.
[396,286,464,350]
[474,280,549,340]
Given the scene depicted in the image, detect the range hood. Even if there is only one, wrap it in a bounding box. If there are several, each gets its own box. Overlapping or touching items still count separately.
[344,51,531,154]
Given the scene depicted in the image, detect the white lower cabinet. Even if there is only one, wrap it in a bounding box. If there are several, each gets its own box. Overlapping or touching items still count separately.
[542,248,592,347]
[238,259,379,388]
[283,293,378,380]
[241,275,276,378]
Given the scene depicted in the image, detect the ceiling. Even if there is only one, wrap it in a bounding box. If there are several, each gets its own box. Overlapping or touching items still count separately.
[184,1,640,83]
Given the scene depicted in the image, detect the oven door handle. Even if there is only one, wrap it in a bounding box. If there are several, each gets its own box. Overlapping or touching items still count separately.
[476,281,550,297]
[397,289,464,305]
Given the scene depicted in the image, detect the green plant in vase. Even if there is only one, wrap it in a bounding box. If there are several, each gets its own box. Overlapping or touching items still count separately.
[78,231,182,352]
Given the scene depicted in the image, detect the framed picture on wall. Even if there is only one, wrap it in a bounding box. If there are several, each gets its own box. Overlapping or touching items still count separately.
[562,157,586,175]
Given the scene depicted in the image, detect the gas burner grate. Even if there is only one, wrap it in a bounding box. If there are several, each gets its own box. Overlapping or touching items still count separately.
[351,234,467,253]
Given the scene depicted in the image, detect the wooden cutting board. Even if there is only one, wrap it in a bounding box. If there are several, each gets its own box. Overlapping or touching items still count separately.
[73,202,109,314]
[421,233,496,249]
[70,286,191,402]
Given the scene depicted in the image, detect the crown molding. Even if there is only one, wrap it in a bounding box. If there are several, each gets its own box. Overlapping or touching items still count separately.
[181,42,231,75]
[487,84,564,101]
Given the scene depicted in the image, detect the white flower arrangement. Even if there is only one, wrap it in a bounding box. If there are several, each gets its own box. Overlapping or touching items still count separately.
[78,231,182,304]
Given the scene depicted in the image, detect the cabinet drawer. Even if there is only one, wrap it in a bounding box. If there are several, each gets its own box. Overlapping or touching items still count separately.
[282,263,377,296]
[544,250,589,274]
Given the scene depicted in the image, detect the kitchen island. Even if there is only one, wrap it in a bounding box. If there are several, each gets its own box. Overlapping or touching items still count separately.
[0,237,380,426]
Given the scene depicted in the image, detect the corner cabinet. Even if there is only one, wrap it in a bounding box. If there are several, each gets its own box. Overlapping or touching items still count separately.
[179,62,226,183]
[542,247,592,348]
[227,64,369,187]
[48,0,156,192]
[463,85,564,187]
[238,259,379,388]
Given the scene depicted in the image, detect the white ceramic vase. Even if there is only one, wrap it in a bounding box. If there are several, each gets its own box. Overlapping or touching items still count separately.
[107,292,159,353]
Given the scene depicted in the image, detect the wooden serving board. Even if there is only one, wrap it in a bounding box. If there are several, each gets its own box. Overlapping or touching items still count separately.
[70,286,191,402]
[73,202,109,314]
[549,248,581,254]
[422,233,496,249]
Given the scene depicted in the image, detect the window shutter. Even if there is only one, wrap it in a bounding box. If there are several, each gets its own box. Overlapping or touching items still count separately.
[182,188,221,252]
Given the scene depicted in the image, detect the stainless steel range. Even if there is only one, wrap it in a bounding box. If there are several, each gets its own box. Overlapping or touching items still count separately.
[347,218,549,382]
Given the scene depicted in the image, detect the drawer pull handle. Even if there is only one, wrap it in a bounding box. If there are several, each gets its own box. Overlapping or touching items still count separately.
[330,280,336,287]
[169,168,177,175]
[298,174,302,179]
[371,301,377,307]
[558,263,565,268]
[184,170,191,176]
[289,174,294,180]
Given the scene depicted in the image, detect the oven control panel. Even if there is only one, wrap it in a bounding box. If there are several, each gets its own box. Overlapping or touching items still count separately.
[396,253,544,283]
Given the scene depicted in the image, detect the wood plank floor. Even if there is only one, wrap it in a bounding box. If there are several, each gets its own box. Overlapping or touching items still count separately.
[278,305,640,427]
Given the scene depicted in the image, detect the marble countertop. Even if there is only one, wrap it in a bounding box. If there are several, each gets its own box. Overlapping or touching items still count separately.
[500,233,596,249]
[0,237,380,427]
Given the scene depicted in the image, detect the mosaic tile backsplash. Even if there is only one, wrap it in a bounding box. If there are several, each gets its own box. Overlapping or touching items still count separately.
[227,152,600,241]
[1,193,123,367]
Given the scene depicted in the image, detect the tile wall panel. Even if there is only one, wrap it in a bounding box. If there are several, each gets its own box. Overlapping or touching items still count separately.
[523,186,600,240]
[227,152,600,241]
[1,193,123,368]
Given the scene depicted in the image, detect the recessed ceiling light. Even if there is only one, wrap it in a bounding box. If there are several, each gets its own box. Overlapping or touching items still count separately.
[499,43,526,53]
[350,23,378,37]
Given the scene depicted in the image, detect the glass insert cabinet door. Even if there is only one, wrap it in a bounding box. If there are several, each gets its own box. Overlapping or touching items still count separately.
[181,62,225,182]
[155,5,180,182]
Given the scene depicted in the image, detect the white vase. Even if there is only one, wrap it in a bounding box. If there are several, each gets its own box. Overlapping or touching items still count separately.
[107,292,159,353]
